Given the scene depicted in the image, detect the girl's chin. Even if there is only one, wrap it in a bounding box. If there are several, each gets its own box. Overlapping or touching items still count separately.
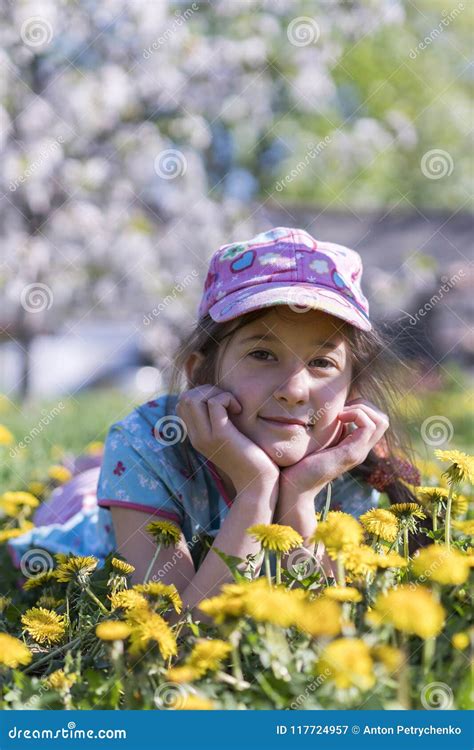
[258,424,343,464]
[260,441,309,467]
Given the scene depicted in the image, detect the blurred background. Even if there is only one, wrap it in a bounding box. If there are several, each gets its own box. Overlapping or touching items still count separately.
[0,0,472,480]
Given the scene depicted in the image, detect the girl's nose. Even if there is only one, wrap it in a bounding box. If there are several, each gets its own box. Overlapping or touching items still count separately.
[272,366,310,405]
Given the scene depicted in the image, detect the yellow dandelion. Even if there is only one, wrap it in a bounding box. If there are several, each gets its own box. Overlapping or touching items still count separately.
[110,590,148,611]
[373,552,407,569]
[96,620,131,641]
[387,502,426,520]
[47,465,73,484]
[0,633,32,668]
[342,545,378,579]
[55,555,98,583]
[198,580,267,624]
[294,597,342,638]
[244,584,307,628]
[434,449,474,484]
[371,586,445,639]
[146,520,181,547]
[133,582,182,614]
[23,570,57,591]
[323,586,362,603]
[247,523,303,553]
[416,486,468,517]
[85,441,104,455]
[126,607,177,659]
[0,491,39,517]
[311,511,363,557]
[371,644,403,673]
[452,632,470,650]
[186,639,232,675]
[415,486,450,506]
[45,669,78,690]
[21,607,67,645]
[0,524,34,543]
[451,494,469,517]
[315,638,375,691]
[172,694,215,710]
[28,481,46,497]
[111,558,135,575]
[0,424,14,446]
[165,665,201,683]
[452,519,474,536]
[359,508,399,542]
[412,544,470,586]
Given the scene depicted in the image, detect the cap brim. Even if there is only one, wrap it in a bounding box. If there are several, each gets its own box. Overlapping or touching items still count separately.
[207,282,372,332]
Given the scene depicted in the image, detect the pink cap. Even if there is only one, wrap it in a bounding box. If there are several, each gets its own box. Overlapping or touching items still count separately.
[198,226,371,332]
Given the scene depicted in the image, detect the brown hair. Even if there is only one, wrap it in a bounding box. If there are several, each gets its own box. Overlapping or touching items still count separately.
[166,308,427,547]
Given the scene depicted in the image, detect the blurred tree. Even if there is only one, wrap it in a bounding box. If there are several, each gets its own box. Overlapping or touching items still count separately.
[0,0,471,396]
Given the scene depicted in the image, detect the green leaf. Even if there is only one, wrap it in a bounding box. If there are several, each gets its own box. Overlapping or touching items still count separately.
[211,546,247,582]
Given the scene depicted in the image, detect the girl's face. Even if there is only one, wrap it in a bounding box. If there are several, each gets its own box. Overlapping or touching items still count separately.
[215,306,353,467]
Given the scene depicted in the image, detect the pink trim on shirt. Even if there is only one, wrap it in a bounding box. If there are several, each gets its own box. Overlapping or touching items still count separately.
[97,499,181,524]
[205,461,234,508]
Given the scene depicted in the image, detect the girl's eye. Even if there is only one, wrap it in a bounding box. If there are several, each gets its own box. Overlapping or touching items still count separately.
[248,351,335,369]
[248,349,275,361]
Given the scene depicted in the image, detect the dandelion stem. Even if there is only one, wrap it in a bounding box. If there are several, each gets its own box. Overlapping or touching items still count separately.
[275,552,282,586]
[321,482,332,522]
[403,527,409,561]
[422,636,435,677]
[432,502,438,533]
[84,586,109,615]
[144,542,162,583]
[445,484,455,550]
[336,554,345,587]
[264,551,272,586]
[229,628,244,684]
[23,626,96,674]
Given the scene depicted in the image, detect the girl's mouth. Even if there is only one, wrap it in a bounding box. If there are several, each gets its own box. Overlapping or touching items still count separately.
[258,417,312,431]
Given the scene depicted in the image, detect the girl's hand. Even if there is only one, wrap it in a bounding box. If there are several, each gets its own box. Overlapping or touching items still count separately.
[176,385,279,494]
[280,398,389,496]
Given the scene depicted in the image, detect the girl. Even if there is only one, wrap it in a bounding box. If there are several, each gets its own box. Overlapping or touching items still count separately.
[9,227,418,613]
